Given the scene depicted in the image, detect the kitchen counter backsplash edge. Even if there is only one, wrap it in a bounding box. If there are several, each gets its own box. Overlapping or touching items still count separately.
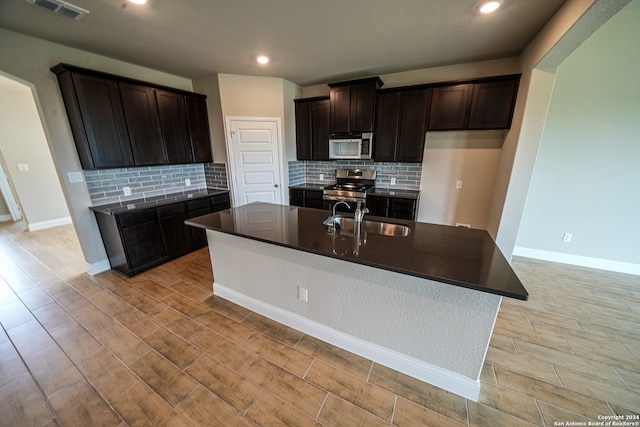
[288,160,422,190]
[86,162,228,206]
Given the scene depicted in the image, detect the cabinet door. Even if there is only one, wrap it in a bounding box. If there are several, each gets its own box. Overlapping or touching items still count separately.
[350,81,377,133]
[311,99,331,160]
[429,84,471,130]
[294,101,312,160]
[69,73,134,169]
[374,91,400,162]
[397,89,431,162]
[119,82,167,165]
[366,195,389,217]
[186,95,213,163]
[290,189,304,207]
[119,211,165,271]
[158,207,192,258]
[156,90,192,164]
[305,189,324,209]
[389,198,417,220]
[468,79,518,129]
[330,85,351,133]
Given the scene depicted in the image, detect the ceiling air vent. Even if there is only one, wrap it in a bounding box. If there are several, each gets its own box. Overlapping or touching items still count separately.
[26,0,90,20]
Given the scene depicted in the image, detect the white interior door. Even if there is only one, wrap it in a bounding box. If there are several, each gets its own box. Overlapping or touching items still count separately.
[227,118,283,206]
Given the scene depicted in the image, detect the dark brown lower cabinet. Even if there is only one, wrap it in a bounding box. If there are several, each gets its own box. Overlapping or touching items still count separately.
[289,189,324,209]
[94,192,230,276]
[158,203,192,258]
[289,189,417,220]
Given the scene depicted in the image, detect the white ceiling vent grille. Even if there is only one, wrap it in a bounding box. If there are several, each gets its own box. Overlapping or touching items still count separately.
[26,0,90,20]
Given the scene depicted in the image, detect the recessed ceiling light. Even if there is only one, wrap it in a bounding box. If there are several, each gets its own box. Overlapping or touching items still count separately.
[257,56,269,65]
[129,0,146,4]
[479,1,501,14]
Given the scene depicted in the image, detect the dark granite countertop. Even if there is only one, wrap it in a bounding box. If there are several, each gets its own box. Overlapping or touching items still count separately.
[186,202,528,300]
[90,188,229,215]
[288,184,327,191]
[369,188,420,199]
[289,184,419,199]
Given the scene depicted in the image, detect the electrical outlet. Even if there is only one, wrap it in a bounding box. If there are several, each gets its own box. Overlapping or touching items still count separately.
[17,163,29,172]
[455,223,471,228]
[562,233,573,242]
[298,286,308,302]
[390,177,397,185]
[185,178,191,186]
[123,186,132,196]
[456,180,463,189]
[67,171,83,183]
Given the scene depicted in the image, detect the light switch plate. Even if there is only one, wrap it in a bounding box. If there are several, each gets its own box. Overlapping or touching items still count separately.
[185,178,191,186]
[123,186,132,196]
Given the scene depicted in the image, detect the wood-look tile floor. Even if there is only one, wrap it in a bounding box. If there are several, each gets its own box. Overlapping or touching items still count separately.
[0,221,638,426]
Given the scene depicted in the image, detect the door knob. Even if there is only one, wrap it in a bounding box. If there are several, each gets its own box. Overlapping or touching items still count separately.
[274,184,279,188]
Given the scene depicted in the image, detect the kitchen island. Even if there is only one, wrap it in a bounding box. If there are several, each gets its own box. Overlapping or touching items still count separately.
[186,202,528,401]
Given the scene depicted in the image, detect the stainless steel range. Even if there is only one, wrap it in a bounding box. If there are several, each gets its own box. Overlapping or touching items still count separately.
[323,169,376,211]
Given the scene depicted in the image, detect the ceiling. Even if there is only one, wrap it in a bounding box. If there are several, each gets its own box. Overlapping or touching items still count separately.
[0,0,569,86]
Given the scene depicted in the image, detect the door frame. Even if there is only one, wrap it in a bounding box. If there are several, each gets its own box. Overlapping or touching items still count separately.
[0,152,23,221]
[224,116,285,207]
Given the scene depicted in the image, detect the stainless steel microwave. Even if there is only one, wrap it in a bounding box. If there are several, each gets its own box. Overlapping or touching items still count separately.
[328,132,373,159]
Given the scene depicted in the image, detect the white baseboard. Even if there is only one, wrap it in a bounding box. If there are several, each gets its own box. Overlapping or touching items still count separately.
[0,214,12,222]
[27,216,72,232]
[87,259,111,276]
[513,247,640,276]
[215,283,481,401]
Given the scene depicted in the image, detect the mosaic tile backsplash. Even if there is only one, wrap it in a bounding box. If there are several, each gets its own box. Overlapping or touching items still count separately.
[288,160,422,190]
[86,163,228,206]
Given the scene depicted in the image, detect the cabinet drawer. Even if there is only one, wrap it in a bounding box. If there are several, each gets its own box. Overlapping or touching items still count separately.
[366,196,388,208]
[390,198,416,210]
[186,197,211,211]
[157,203,186,218]
[118,209,156,228]
[306,190,323,200]
[290,189,304,199]
[210,193,230,205]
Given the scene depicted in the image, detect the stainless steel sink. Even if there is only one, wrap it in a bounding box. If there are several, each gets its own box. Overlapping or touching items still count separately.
[329,216,411,237]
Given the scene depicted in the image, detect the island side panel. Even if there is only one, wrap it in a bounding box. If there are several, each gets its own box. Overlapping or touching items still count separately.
[206,229,501,400]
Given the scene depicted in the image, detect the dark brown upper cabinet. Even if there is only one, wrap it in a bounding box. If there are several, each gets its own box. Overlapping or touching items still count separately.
[51,63,213,170]
[156,89,192,164]
[56,72,134,169]
[428,84,472,131]
[185,95,214,163]
[119,82,167,166]
[429,75,520,131]
[467,78,519,129]
[375,87,432,162]
[329,77,383,134]
[294,96,330,161]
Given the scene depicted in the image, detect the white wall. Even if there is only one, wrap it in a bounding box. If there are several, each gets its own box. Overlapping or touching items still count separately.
[0,75,69,228]
[217,74,301,204]
[417,131,505,229]
[0,28,192,270]
[489,0,631,259]
[515,3,640,271]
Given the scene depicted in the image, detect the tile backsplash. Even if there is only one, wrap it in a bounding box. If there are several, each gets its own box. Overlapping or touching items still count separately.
[86,163,228,206]
[288,160,422,190]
